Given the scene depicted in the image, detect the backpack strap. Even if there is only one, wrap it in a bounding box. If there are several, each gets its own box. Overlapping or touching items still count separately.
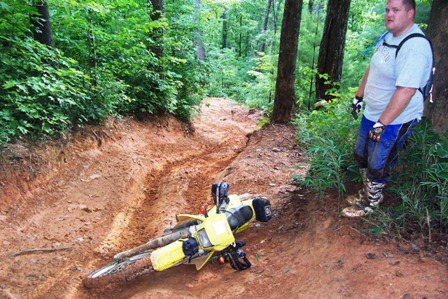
[383,33,434,99]
[394,33,433,58]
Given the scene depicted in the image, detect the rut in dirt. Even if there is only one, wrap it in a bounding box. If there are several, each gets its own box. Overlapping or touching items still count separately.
[110,98,263,251]
[0,97,264,299]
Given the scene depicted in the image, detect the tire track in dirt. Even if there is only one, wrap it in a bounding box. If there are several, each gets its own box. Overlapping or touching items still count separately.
[70,98,262,298]
[5,97,446,299]
[0,98,261,299]
[101,98,262,252]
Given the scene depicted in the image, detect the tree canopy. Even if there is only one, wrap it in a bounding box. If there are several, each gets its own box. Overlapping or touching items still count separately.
[0,0,439,145]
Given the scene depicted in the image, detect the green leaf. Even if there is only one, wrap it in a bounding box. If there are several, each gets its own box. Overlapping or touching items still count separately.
[3,81,16,89]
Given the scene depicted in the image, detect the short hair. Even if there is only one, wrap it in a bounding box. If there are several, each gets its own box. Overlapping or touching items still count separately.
[402,0,416,10]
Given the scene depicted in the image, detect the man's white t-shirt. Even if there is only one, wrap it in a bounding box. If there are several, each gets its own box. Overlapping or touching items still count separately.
[364,24,432,125]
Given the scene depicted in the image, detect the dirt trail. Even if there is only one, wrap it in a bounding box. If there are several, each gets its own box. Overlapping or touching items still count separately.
[0,98,447,299]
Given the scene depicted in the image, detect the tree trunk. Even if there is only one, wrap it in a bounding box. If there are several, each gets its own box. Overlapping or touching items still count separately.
[193,0,206,61]
[315,0,351,101]
[307,0,324,108]
[221,8,228,49]
[426,0,448,135]
[148,0,165,59]
[87,9,97,86]
[270,0,303,124]
[269,0,281,53]
[239,16,242,57]
[30,1,54,47]
[258,0,274,53]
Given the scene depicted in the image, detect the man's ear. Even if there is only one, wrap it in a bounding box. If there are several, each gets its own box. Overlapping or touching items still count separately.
[408,8,415,19]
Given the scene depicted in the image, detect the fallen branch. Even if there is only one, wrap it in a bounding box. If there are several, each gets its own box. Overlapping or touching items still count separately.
[10,247,73,257]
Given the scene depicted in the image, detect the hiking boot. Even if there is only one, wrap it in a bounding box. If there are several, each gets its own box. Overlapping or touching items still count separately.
[342,180,385,218]
[341,202,374,218]
[347,178,385,206]
[345,189,365,205]
[367,181,385,206]
[342,171,386,218]
[345,169,368,205]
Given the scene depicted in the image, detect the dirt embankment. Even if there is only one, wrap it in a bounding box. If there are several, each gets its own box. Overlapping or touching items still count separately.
[0,98,447,299]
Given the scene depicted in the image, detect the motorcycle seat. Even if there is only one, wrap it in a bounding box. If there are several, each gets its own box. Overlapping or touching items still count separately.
[225,205,254,230]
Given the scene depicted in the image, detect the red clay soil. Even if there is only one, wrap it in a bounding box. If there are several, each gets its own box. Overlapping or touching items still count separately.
[0,98,447,299]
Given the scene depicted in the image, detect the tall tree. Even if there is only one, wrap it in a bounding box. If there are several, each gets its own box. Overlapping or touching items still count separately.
[426,0,448,134]
[271,0,304,123]
[221,8,228,49]
[148,0,165,59]
[306,0,324,107]
[315,0,351,101]
[30,1,54,47]
[258,0,274,53]
[193,0,206,61]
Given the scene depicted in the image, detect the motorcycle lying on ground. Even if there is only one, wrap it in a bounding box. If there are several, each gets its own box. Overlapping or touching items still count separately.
[83,182,272,288]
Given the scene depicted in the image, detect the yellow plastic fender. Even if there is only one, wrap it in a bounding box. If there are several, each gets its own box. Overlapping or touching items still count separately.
[170,214,205,231]
[190,251,214,270]
[150,240,186,271]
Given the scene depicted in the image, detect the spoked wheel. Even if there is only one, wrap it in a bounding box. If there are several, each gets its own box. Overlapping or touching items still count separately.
[83,250,154,289]
[113,228,193,261]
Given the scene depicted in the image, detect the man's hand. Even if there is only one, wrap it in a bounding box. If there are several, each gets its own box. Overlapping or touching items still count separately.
[369,122,386,142]
[350,96,363,119]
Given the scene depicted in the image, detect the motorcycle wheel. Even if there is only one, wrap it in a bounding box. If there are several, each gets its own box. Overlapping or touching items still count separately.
[83,250,154,289]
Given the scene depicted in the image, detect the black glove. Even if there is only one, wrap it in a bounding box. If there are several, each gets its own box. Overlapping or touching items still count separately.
[369,122,386,142]
[350,96,363,119]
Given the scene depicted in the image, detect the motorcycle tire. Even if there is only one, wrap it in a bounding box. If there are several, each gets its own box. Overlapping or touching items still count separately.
[114,228,192,261]
[83,250,154,289]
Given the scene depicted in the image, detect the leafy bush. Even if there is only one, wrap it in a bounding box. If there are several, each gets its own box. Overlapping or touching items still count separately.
[292,96,360,197]
[53,1,204,121]
[0,38,103,144]
[378,119,448,239]
[0,0,210,146]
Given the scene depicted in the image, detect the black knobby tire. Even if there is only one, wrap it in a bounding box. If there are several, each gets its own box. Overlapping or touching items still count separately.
[83,251,154,289]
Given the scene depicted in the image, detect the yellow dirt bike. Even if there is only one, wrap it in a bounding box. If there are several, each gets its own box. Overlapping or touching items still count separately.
[83,182,272,288]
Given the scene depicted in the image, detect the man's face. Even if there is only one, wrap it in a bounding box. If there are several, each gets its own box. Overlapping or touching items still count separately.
[385,0,414,36]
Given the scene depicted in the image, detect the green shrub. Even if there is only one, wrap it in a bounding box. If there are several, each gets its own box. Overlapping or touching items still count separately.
[0,39,101,144]
[292,97,359,197]
[382,119,448,238]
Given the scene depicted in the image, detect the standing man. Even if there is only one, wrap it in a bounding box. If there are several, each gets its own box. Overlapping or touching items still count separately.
[342,0,433,217]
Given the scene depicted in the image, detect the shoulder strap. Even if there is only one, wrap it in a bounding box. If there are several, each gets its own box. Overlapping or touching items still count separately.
[393,33,435,100]
[395,33,433,58]
[363,31,389,56]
